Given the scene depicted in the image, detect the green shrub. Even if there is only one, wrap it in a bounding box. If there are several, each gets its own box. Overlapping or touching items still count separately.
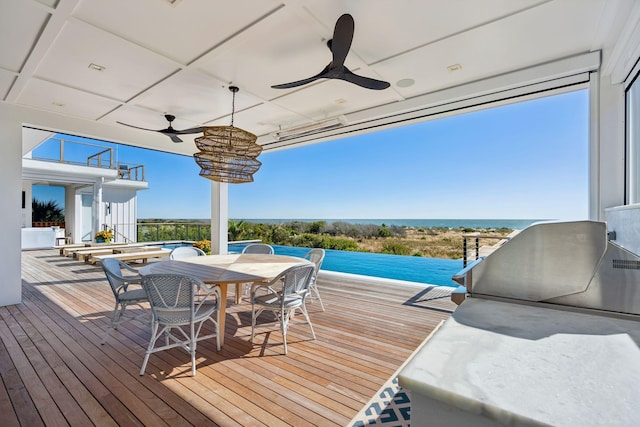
[377,226,393,238]
[381,242,412,255]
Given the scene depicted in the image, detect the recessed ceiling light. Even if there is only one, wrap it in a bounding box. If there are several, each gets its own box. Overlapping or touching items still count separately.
[88,63,105,72]
[335,98,347,104]
[447,64,462,72]
[396,78,415,88]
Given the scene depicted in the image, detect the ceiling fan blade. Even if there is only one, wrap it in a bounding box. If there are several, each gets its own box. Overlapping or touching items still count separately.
[158,128,189,142]
[330,14,354,66]
[117,116,199,142]
[173,126,204,135]
[271,76,322,89]
[340,67,390,90]
[271,64,330,89]
[116,121,159,132]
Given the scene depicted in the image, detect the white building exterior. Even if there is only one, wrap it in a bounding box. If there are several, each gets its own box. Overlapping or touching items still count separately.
[21,130,148,249]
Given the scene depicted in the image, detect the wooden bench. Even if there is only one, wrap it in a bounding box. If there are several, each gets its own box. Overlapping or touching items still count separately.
[64,243,145,258]
[78,249,115,262]
[54,244,84,256]
[91,249,171,265]
[81,246,160,263]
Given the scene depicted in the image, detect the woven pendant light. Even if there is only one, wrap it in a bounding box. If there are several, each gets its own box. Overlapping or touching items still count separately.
[193,86,263,183]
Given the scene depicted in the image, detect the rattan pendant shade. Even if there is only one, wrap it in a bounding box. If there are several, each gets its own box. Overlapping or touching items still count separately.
[193,86,263,183]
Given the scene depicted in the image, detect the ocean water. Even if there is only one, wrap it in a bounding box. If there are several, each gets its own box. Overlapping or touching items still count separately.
[237,218,545,230]
[229,243,463,287]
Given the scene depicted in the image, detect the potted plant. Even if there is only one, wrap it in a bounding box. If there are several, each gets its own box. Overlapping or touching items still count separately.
[192,239,211,254]
[95,229,113,243]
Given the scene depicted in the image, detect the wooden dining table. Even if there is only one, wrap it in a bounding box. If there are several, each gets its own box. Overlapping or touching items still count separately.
[139,253,310,345]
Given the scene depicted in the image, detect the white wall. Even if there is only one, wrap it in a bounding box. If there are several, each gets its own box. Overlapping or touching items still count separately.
[605,205,640,256]
[0,105,27,306]
[103,187,138,242]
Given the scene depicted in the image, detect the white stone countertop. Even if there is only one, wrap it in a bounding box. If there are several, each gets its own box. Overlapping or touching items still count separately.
[398,297,640,426]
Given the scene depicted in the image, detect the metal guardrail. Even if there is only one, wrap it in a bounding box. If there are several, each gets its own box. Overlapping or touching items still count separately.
[29,137,145,182]
[462,233,509,267]
[87,147,113,168]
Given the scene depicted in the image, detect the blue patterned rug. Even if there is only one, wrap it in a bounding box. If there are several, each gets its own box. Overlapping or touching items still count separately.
[349,376,411,427]
[348,320,445,427]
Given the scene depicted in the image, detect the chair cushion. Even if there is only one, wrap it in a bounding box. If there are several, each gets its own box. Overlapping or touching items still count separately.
[120,288,147,302]
[254,293,303,309]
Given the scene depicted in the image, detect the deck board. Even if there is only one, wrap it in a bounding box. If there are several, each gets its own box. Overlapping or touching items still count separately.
[9,248,456,426]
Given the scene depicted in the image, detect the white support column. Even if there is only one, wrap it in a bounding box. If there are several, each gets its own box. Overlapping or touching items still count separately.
[596,73,626,218]
[210,181,229,254]
[93,178,104,238]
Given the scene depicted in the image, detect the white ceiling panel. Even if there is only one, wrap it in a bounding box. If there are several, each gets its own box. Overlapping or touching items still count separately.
[0,69,17,100]
[218,102,309,137]
[270,78,399,123]
[17,78,122,120]
[373,0,608,98]
[304,0,549,64]
[34,0,58,7]
[100,104,199,130]
[132,71,262,124]
[0,0,51,72]
[74,0,282,65]
[34,19,179,102]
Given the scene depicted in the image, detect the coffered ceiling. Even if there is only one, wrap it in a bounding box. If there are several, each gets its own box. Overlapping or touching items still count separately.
[2,0,637,155]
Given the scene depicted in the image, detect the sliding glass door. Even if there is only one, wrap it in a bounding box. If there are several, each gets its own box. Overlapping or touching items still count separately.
[627,68,640,203]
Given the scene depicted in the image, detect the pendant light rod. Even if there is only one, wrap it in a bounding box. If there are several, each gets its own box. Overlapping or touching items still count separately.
[229,85,238,127]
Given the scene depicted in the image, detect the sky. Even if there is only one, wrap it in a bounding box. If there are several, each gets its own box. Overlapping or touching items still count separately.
[32,89,589,220]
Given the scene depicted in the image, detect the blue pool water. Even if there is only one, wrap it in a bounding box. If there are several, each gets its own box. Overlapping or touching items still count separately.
[229,244,462,287]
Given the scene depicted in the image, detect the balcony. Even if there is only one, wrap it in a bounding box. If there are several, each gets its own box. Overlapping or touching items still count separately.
[26,136,145,182]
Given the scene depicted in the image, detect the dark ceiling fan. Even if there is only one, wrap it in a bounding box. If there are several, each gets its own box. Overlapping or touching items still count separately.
[271,13,390,91]
[116,114,203,143]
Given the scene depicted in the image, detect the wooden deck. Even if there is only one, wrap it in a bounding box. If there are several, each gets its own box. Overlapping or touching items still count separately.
[5,249,456,426]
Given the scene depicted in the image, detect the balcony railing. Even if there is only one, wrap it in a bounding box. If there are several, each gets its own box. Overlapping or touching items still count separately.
[29,137,145,182]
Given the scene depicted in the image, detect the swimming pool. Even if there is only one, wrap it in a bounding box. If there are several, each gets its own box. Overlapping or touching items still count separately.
[229,243,462,287]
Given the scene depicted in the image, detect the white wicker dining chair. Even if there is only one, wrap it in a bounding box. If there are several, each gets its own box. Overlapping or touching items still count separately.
[169,246,206,259]
[236,243,275,301]
[139,273,220,376]
[100,258,148,344]
[302,248,325,311]
[250,263,316,354]
[241,243,274,254]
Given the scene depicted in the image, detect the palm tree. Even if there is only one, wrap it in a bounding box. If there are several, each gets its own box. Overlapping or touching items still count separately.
[32,199,64,222]
[228,219,247,241]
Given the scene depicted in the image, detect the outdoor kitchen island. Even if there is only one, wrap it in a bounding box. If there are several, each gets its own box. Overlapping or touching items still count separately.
[400,220,640,426]
[399,297,640,426]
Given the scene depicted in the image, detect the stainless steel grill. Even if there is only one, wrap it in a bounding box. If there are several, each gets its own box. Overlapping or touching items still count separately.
[453,220,640,316]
